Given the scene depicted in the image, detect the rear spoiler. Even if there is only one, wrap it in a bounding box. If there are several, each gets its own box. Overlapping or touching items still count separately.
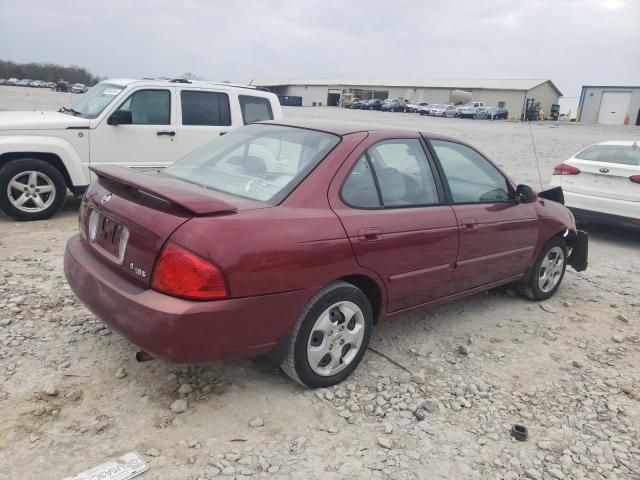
[90,165,238,216]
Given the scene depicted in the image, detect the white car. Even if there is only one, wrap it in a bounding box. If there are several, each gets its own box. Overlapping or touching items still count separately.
[0,78,282,220]
[550,141,640,229]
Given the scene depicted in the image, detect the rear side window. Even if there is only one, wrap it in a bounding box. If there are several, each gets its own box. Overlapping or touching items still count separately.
[576,145,640,166]
[341,155,381,208]
[239,95,274,124]
[341,139,440,208]
[181,90,231,126]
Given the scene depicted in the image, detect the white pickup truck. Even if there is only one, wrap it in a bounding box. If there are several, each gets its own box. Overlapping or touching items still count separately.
[0,78,283,220]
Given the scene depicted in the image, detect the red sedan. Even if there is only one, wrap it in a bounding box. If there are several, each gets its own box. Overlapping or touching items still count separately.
[64,120,588,388]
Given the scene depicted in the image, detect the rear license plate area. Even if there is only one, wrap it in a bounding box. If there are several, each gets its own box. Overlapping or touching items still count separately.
[88,209,129,264]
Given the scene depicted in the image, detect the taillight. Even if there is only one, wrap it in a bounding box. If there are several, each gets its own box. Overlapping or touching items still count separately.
[630,175,640,184]
[152,242,228,300]
[553,163,580,175]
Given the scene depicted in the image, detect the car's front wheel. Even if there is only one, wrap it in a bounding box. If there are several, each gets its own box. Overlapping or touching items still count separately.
[0,158,67,220]
[518,236,567,301]
[281,281,373,388]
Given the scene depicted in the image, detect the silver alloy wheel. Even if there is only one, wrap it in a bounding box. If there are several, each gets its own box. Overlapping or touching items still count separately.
[538,246,565,293]
[7,171,56,213]
[307,301,366,376]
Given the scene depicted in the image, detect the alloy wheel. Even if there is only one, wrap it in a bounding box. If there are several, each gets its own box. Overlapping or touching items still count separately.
[7,171,56,213]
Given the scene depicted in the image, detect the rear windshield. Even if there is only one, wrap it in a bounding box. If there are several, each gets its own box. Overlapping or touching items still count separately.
[164,124,340,204]
[576,145,640,166]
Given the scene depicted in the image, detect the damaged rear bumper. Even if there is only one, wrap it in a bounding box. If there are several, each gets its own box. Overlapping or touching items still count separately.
[567,230,588,272]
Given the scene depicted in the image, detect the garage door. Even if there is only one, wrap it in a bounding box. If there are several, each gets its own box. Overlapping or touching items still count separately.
[598,91,631,124]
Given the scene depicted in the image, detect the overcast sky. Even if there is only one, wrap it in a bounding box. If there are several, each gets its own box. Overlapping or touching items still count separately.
[1,0,638,97]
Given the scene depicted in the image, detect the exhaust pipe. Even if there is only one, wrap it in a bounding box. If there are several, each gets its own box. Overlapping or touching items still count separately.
[136,350,155,362]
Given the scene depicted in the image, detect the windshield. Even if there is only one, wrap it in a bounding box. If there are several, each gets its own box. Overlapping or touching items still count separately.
[576,145,640,166]
[164,124,340,204]
[64,82,125,119]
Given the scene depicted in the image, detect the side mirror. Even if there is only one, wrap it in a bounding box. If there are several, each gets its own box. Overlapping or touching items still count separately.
[516,184,537,203]
[108,110,132,125]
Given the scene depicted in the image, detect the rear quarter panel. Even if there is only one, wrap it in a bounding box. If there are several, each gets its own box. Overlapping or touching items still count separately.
[168,131,384,299]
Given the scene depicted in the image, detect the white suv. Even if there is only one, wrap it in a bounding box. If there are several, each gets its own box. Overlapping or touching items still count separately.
[0,78,283,220]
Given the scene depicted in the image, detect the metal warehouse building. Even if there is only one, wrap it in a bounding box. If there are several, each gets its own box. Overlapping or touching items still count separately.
[578,86,640,125]
[251,78,561,116]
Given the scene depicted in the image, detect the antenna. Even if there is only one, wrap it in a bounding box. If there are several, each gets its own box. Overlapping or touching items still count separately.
[528,121,544,190]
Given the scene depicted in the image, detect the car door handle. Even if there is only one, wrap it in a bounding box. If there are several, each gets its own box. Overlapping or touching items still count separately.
[358,228,381,241]
[219,131,228,136]
[461,218,478,229]
[157,131,175,136]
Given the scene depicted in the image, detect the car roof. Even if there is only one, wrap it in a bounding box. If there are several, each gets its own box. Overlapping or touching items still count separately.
[258,119,463,142]
[101,78,271,94]
[593,141,639,147]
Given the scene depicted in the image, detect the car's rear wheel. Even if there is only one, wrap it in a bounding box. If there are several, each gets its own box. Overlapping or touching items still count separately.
[281,281,373,388]
[0,159,67,220]
[518,236,567,301]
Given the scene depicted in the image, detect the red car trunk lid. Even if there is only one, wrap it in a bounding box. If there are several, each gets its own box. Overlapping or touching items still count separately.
[81,166,263,288]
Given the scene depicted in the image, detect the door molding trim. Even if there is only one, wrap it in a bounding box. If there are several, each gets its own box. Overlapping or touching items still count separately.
[456,246,534,266]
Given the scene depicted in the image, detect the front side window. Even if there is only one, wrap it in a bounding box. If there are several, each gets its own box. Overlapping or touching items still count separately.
[181,90,231,126]
[165,124,339,204]
[239,95,274,124]
[431,140,510,203]
[576,145,640,166]
[115,89,170,125]
[64,82,124,119]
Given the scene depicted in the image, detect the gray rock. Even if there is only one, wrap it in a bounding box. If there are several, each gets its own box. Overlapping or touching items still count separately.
[146,448,161,457]
[422,398,438,413]
[169,399,188,413]
[248,417,264,427]
[547,468,565,479]
[115,368,127,379]
[458,344,470,356]
[42,384,59,396]
[377,436,393,449]
[616,314,629,323]
[179,383,194,395]
[612,335,624,343]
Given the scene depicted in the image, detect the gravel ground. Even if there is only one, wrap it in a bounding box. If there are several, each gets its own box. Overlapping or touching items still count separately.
[0,86,639,480]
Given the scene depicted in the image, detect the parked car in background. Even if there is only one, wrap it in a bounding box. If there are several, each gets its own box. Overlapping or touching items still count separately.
[55,81,70,92]
[350,99,366,109]
[0,78,282,220]
[30,80,47,88]
[430,104,454,117]
[443,105,458,117]
[458,102,486,119]
[381,99,406,112]
[456,102,485,118]
[71,83,88,93]
[417,104,432,115]
[477,107,509,120]
[363,99,384,110]
[550,141,640,230]
[7,78,18,86]
[17,79,33,87]
[64,119,588,388]
[0,79,6,85]
[409,102,428,113]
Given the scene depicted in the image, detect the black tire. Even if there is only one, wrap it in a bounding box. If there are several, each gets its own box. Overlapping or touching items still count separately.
[0,158,67,220]
[281,281,373,388]
[518,236,567,301]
